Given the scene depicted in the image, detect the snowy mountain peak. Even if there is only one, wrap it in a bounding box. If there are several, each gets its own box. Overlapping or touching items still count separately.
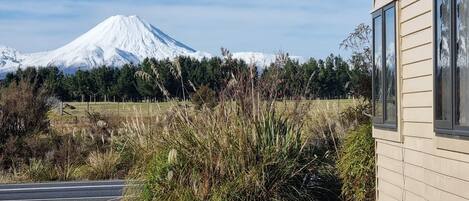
[0,15,299,76]
[21,15,200,70]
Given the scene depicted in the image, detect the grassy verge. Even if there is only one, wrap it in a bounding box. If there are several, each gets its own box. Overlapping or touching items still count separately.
[0,77,373,201]
[1,99,362,184]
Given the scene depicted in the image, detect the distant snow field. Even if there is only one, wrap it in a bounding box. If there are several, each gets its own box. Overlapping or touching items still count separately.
[0,15,302,75]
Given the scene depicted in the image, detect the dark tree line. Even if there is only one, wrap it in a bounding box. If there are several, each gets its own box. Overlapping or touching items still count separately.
[261,55,351,99]
[0,53,370,101]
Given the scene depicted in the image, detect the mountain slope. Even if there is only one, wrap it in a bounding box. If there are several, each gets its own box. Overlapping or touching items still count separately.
[21,15,206,70]
[0,46,23,74]
[0,15,302,75]
[232,52,303,68]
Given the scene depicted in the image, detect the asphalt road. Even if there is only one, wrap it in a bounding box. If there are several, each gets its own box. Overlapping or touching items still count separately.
[0,180,126,201]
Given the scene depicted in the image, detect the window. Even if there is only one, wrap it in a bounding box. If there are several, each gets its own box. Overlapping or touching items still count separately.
[372,3,397,129]
[435,0,469,136]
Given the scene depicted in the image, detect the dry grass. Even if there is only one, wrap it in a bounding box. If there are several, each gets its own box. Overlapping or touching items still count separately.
[114,96,361,201]
[48,100,355,130]
[0,171,24,184]
[51,101,181,118]
[0,54,371,201]
[114,55,367,200]
[82,151,121,180]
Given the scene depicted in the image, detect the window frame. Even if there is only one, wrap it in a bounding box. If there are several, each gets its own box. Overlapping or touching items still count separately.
[372,2,398,130]
[434,0,469,137]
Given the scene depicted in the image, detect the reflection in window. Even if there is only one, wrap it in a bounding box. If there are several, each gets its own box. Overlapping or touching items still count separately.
[457,0,469,126]
[373,15,383,118]
[436,0,452,122]
[385,8,396,123]
[372,3,396,128]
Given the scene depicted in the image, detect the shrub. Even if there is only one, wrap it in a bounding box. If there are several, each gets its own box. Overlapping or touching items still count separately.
[0,80,50,139]
[337,123,375,201]
[191,85,217,109]
[0,80,51,168]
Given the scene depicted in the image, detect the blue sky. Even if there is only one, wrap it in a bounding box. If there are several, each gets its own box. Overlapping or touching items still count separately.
[0,0,371,59]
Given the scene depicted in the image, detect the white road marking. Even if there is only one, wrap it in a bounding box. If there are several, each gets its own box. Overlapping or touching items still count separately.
[0,180,124,187]
[2,196,122,201]
[0,184,129,192]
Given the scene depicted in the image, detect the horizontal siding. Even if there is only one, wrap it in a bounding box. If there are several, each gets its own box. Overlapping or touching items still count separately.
[403,162,469,200]
[377,154,403,174]
[402,75,432,93]
[402,136,433,153]
[377,141,403,161]
[401,27,432,50]
[402,59,433,79]
[378,166,404,188]
[379,192,400,201]
[377,0,469,200]
[425,185,468,201]
[402,122,433,139]
[400,0,419,8]
[404,176,426,198]
[400,0,432,22]
[404,137,469,163]
[404,190,426,201]
[401,11,432,36]
[400,12,432,36]
[404,147,469,183]
[378,179,403,201]
[376,139,469,200]
[403,107,432,123]
[401,43,432,64]
[402,91,432,108]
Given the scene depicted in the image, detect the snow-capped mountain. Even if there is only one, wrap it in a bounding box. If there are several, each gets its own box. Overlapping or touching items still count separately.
[21,15,208,70]
[232,52,303,67]
[0,15,302,76]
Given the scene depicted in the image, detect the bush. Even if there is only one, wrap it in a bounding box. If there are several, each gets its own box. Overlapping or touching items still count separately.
[0,80,51,168]
[337,123,375,201]
[191,85,217,109]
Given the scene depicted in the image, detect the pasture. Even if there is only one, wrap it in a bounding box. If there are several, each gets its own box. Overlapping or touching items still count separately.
[52,99,356,118]
[48,99,358,132]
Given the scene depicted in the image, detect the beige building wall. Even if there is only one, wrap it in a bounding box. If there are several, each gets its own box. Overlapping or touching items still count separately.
[372,0,469,200]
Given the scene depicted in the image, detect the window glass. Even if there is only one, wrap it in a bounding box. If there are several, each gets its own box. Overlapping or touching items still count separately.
[436,0,452,122]
[456,0,469,126]
[373,15,383,118]
[385,8,396,123]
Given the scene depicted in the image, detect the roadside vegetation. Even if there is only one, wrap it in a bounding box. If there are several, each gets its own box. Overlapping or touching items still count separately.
[0,24,375,201]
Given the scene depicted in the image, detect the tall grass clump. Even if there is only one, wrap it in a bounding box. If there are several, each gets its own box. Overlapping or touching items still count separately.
[82,151,121,180]
[24,159,57,182]
[138,106,340,201]
[121,53,342,201]
[337,123,374,201]
[143,109,334,200]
